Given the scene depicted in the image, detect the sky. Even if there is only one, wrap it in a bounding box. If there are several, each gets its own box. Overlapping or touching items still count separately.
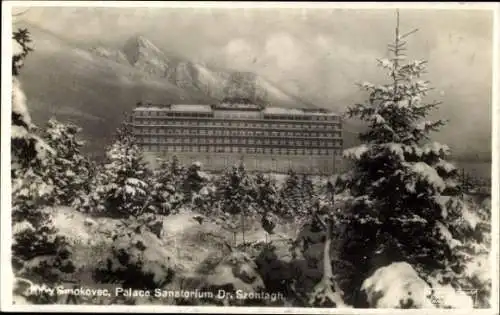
[13,5,495,157]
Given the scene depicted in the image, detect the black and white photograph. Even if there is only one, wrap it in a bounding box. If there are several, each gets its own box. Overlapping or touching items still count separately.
[1,1,499,312]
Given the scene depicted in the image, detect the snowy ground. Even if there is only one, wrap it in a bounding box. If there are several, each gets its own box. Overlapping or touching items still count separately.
[15,191,491,307]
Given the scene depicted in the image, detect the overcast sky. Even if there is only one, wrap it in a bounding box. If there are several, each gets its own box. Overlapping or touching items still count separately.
[14,5,494,155]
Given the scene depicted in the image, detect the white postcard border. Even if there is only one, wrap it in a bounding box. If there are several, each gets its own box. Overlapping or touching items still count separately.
[1,1,499,313]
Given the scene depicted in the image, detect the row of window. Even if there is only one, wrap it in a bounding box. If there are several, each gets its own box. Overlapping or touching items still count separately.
[140,144,342,156]
[135,111,213,118]
[137,136,342,147]
[134,110,340,121]
[263,114,338,121]
[132,119,341,130]
[134,127,341,138]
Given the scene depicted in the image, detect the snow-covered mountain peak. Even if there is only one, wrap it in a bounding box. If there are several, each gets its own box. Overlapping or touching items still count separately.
[122,35,167,66]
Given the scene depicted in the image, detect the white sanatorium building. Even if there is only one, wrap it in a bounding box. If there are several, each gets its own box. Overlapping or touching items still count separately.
[129,99,344,174]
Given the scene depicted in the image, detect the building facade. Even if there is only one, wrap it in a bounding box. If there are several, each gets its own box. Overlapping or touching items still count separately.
[129,101,343,174]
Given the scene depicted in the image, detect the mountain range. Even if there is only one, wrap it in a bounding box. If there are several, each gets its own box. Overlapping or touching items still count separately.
[14,21,360,159]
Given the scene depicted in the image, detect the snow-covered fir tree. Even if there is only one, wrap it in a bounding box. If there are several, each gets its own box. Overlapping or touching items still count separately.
[149,157,185,215]
[43,118,92,207]
[301,174,315,208]
[97,123,152,217]
[216,162,258,244]
[11,29,74,296]
[280,169,310,218]
[12,28,33,76]
[254,172,280,215]
[337,12,472,306]
[217,162,257,214]
[11,29,49,180]
[183,161,208,204]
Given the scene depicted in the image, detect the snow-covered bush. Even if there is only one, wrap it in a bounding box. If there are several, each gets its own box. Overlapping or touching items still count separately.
[424,196,492,308]
[361,262,435,308]
[93,216,175,295]
[173,244,266,306]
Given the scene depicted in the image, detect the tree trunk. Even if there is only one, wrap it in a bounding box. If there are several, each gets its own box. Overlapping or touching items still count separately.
[241,211,246,245]
[323,216,333,280]
[309,214,346,307]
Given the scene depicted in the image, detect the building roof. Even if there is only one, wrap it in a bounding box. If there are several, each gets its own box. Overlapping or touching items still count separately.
[134,103,338,115]
[134,106,170,111]
[170,104,212,112]
[263,107,304,115]
[263,107,337,116]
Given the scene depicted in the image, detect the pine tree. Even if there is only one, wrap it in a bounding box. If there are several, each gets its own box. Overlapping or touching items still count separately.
[149,157,186,215]
[254,172,280,214]
[183,161,207,204]
[98,124,152,217]
[11,29,74,297]
[280,169,310,218]
[338,11,465,305]
[43,118,92,207]
[301,174,315,208]
[12,28,33,76]
[216,162,258,245]
[11,28,49,179]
